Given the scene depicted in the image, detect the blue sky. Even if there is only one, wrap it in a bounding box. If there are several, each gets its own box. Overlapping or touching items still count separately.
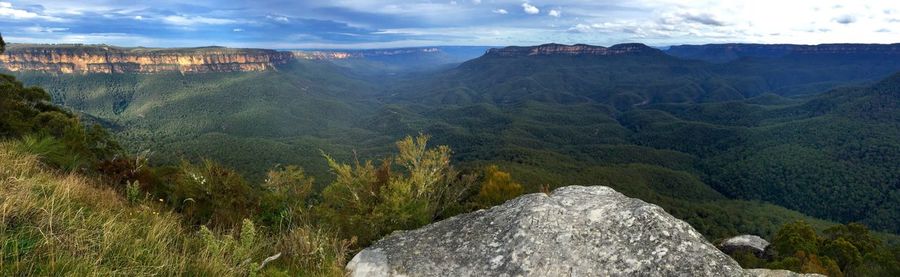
[1,0,898,49]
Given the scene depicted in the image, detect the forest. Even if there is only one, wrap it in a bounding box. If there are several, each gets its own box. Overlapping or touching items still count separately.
[2,33,900,275]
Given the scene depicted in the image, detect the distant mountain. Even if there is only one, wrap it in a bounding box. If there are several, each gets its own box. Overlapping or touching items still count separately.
[292,46,490,72]
[666,43,900,63]
[483,43,664,57]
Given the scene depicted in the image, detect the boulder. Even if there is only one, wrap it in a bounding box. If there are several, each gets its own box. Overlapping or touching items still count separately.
[347,186,749,276]
[719,235,771,258]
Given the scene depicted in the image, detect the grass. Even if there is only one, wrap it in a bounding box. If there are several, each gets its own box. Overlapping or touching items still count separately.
[0,142,349,276]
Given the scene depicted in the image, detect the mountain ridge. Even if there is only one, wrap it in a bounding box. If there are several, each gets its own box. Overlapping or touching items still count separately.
[484,43,663,57]
[667,43,900,63]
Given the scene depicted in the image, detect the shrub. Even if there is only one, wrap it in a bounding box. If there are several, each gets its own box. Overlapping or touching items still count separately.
[474,165,524,208]
[169,159,259,227]
[316,134,474,245]
[259,165,315,229]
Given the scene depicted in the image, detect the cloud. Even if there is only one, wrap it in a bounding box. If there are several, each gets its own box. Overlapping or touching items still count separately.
[23,26,69,33]
[522,3,539,15]
[834,14,856,24]
[267,15,290,23]
[471,0,481,4]
[679,12,726,26]
[233,28,243,32]
[134,15,142,20]
[162,15,236,26]
[548,9,561,17]
[0,1,63,21]
[493,9,508,15]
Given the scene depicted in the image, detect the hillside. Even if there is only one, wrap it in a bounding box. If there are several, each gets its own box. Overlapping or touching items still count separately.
[6,42,900,236]
[2,37,900,276]
[373,45,900,233]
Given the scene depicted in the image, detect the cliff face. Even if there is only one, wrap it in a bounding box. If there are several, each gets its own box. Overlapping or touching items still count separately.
[0,44,293,74]
[484,43,662,57]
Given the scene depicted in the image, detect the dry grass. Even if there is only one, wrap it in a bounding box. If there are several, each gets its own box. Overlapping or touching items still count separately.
[0,142,349,276]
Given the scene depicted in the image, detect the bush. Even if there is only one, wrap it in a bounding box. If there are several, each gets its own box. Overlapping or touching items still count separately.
[259,165,315,229]
[474,165,524,208]
[169,159,259,228]
[316,134,474,245]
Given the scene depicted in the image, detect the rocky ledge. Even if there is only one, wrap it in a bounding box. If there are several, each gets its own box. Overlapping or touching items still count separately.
[0,44,293,74]
[485,43,662,57]
[347,186,818,277]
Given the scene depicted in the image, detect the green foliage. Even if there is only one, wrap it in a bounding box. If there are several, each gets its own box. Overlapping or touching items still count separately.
[474,165,524,208]
[125,180,142,204]
[316,134,474,245]
[738,221,900,276]
[197,219,265,275]
[259,165,315,229]
[771,221,820,258]
[170,159,259,228]
[0,72,122,171]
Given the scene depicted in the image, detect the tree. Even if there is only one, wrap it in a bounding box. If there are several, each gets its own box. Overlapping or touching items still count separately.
[822,238,862,271]
[770,221,820,258]
[1,32,5,53]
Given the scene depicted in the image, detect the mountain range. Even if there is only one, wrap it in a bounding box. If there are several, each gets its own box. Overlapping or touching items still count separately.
[2,42,899,237]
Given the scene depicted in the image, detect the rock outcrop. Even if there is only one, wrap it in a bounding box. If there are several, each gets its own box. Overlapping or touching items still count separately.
[484,43,662,57]
[348,186,751,276]
[719,235,771,258]
[0,44,293,74]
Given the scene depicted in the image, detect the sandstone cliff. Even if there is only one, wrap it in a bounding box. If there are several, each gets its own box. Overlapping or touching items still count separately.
[347,186,819,277]
[484,43,662,57]
[0,44,292,74]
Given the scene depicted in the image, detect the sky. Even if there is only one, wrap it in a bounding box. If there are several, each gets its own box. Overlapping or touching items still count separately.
[1,0,898,49]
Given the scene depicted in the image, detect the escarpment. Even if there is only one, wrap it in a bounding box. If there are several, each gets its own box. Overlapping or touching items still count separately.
[484,43,663,57]
[0,44,293,74]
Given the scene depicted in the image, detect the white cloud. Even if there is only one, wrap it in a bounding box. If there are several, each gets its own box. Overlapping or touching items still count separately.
[134,15,142,20]
[522,3,539,15]
[162,15,236,26]
[22,26,69,33]
[0,1,64,21]
[233,28,243,32]
[266,15,290,23]
[493,9,508,15]
[548,9,561,17]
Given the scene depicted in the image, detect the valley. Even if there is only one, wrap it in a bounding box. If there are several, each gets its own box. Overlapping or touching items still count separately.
[3,42,900,239]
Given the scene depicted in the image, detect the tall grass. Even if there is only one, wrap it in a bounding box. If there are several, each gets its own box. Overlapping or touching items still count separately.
[0,142,348,276]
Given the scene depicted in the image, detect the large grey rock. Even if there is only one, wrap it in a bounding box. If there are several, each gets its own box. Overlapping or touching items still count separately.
[720,235,771,258]
[347,186,749,276]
